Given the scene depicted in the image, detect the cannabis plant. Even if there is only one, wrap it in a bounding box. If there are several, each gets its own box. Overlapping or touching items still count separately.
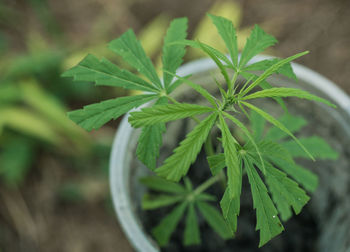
[62,14,338,248]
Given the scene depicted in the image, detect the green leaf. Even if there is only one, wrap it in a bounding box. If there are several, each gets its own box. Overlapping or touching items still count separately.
[242,87,336,108]
[220,188,240,234]
[162,17,188,88]
[244,157,284,247]
[281,136,339,160]
[164,71,218,107]
[167,74,191,94]
[152,202,188,246]
[265,113,307,141]
[267,167,309,221]
[61,54,159,92]
[241,51,309,95]
[68,94,156,131]
[129,103,215,128]
[184,203,201,246]
[140,176,186,194]
[156,113,218,181]
[255,160,310,222]
[239,25,277,69]
[197,40,231,87]
[208,14,238,67]
[270,158,318,192]
[207,153,226,175]
[240,71,288,113]
[196,193,217,202]
[218,113,241,198]
[223,111,265,173]
[196,201,232,239]
[243,59,297,81]
[142,194,184,210]
[241,101,315,161]
[255,140,295,165]
[250,110,266,141]
[108,29,162,88]
[136,97,167,170]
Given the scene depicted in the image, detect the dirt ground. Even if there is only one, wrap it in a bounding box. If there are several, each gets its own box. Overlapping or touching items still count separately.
[0,0,349,251]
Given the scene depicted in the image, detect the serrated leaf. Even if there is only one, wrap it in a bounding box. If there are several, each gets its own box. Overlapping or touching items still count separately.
[220,188,240,234]
[207,153,226,175]
[223,111,265,173]
[255,140,295,165]
[241,51,309,96]
[242,87,336,108]
[68,94,156,131]
[243,59,297,81]
[142,194,184,210]
[244,157,284,247]
[250,110,266,141]
[196,201,232,239]
[240,71,288,112]
[108,29,162,88]
[156,113,218,181]
[265,113,307,141]
[208,14,238,67]
[167,74,192,94]
[281,136,338,160]
[197,40,231,86]
[239,25,277,69]
[152,202,188,246]
[136,97,167,170]
[270,158,318,192]
[61,54,159,92]
[140,176,186,194]
[184,203,201,246]
[129,103,215,128]
[162,17,188,88]
[255,160,310,222]
[218,113,241,198]
[164,71,218,107]
[241,101,315,161]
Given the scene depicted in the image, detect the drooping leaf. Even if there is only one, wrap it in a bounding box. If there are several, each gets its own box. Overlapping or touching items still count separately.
[220,187,240,234]
[265,114,307,141]
[152,202,188,246]
[162,17,188,88]
[239,25,277,69]
[242,87,336,108]
[281,136,339,160]
[208,14,238,67]
[142,194,184,210]
[156,113,218,181]
[240,51,309,95]
[129,103,215,128]
[196,201,232,239]
[184,203,201,246]
[136,97,167,170]
[243,58,297,81]
[244,157,284,247]
[218,113,241,198]
[140,176,186,194]
[207,153,226,175]
[241,101,314,161]
[61,54,159,92]
[68,94,156,131]
[108,29,162,88]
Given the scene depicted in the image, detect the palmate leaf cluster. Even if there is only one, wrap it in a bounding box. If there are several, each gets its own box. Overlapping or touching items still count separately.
[63,14,338,248]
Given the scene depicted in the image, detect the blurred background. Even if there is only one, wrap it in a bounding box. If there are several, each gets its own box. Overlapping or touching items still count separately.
[0,0,349,251]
